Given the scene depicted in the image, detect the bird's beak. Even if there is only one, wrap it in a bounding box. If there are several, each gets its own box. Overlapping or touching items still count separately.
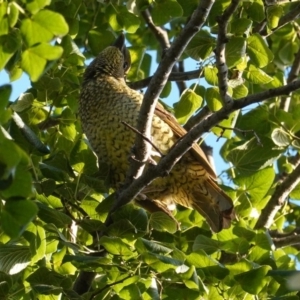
[113,33,126,53]
[112,33,131,74]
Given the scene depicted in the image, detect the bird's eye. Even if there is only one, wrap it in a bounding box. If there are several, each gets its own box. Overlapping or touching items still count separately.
[123,62,128,69]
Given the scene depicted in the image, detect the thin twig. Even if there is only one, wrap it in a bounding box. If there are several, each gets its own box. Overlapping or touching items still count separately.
[121,121,164,157]
[127,69,202,90]
[215,125,262,146]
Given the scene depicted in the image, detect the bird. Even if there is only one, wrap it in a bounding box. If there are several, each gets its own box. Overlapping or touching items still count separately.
[79,33,234,232]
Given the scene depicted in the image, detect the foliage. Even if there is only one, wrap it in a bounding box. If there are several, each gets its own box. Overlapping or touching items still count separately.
[0,0,300,299]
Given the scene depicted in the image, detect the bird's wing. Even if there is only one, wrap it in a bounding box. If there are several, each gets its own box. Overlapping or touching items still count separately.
[155,103,217,179]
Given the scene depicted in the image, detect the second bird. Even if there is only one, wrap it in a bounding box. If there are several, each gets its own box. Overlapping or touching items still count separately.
[79,34,234,232]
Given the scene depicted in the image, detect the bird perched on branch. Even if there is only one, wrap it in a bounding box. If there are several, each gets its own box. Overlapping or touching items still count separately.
[79,34,234,232]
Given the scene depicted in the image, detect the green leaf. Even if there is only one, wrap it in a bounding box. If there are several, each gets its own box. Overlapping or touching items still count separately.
[212,111,238,138]
[230,18,252,36]
[187,250,229,279]
[70,139,98,175]
[174,89,202,125]
[142,252,183,273]
[24,224,46,263]
[0,30,21,70]
[0,3,9,35]
[36,202,73,228]
[135,238,172,255]
[118,284,141,300]
[271,128,291,147]
[39,162,69,181]
[226,137,282,176]
[206,87,223,111]
[247,1,265,23]
[151,0,183,26]
[112,204,148,234]
[33,9,69,37]
[88,29,115,56]
[267,5,283,29]
[26,0,51,14]
[0,85,11,119]
[1,164,32,199]
[278,40,298,65]
[204,66,218,86]
[0,245,31,274]
[21,44,63,82]
[26,266,66,292]
[247,34,274,68]
[127,46,146,81]
[116,7,141,33]
[232,84,248,99]
[2,200,38,239]
[235,266,271,294]
[0,272,13,296]
[149,212,177,233]
[245,64,273,85]
[21,10,68,46]
[99,236,133,256]
[192,235,220,254]
[185,30,216,60]
[10,93,34,112]
[234,168,275,203]
[226,37,246,68]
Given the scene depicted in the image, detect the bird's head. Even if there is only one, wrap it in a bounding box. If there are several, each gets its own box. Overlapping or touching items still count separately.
[83,33,131,82]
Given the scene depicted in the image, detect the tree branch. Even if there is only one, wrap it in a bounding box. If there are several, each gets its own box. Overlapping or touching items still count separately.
[215,0,240,106]
[270,228,300,248]
[255,155,300,229]
[141,9,187,94]
[127,69,202,90]
[184,105,212,131]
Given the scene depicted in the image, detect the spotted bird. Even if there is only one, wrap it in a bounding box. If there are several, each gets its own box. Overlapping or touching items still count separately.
[79,34,234,232]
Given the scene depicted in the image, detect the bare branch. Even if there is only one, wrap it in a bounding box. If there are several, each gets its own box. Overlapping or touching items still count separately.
[141,9,187,94]
[127,69,202,90]
[215,0,241,106]
[141,9,170,49]
[255,155,300,229]
[215,125,262,146]
[273,235,300,248]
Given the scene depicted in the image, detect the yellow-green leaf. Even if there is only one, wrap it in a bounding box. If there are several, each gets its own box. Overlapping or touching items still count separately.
[174,89,202,125]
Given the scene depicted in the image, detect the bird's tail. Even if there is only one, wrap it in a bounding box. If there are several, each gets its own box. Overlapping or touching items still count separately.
[190,179,234,232]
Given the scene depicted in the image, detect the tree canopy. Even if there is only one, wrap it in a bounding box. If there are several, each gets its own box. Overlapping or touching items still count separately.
[1,0,300,299]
